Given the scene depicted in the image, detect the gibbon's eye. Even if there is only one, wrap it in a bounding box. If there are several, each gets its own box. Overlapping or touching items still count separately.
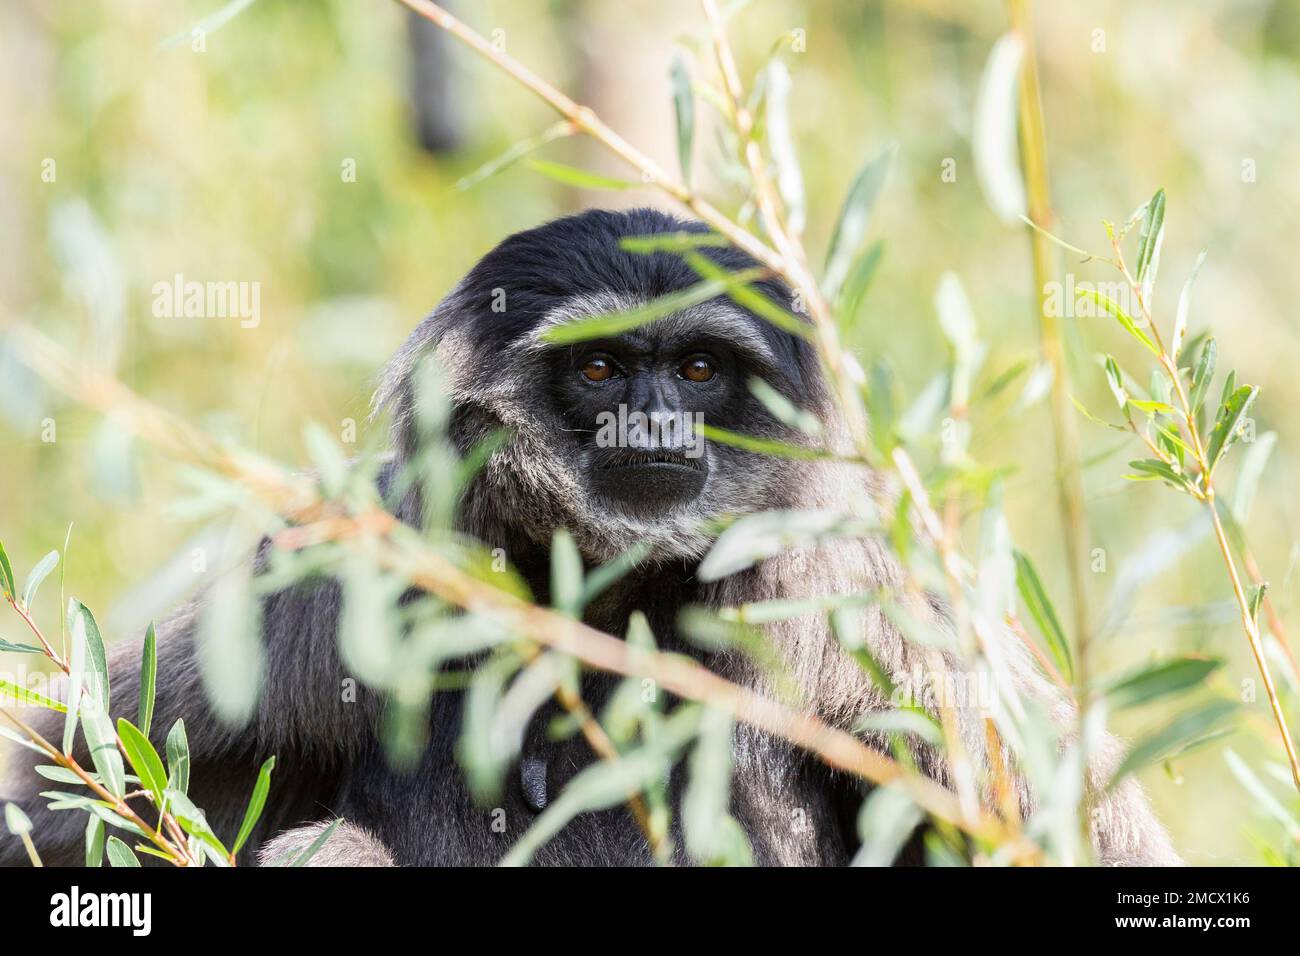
[679,355,716,383]
[580,356,615,382]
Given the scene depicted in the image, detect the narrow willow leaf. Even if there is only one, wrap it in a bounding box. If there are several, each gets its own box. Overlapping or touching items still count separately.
[748,377,822,435]
[502,706,703,867]
[138,622,157,738]
[4,802,32,836]
[116,718,168,802]
[854,710,943,747]
[1125,458,1192,491]
[669,52,695,185]
[683,707,749,865]
[19,550,58,610]
[62,610,87,755]
[1112,699,1237,784]
[1248,583,1268,627]
[836,240,884,328]
[1206,384,1258,472]
[852,785,923,867]
[197,553,263,726]
[82,697,125,799]
[1103,356,1128,411]
[682,251,811,339]
[1013,550,1073,681]
[1224,749,1300,839]
[1069,394,1124,432]
[166,719,190,794]
[1134,188,1166,290]
[167,789,231,858]
[0,726,48,756]
[1172,250,1207,358]
[455,120,574,192]
[579,540,653,609]
[0,679,67,712]
[525,158,638,191]
[697,423,830,461]
[68,599,110,710]
[1231,430,1275,524]
[699,509,878,581]
[0,540,16,601]
[232,755,276,855]
[618,232,729,254]
[1104,657,1222,710]
[1189,337,1217,415]
[105,836,140,867]
[541,268,765,344]
[550,529,583,619]
[1127,398,1175,416]
[0,638,42,654]
[289,818,342,867]
[971,34,1026,224]
[1082,290,1159,356]
[823,144,895,300]
[85,816,106,867]
[764,60,805,234]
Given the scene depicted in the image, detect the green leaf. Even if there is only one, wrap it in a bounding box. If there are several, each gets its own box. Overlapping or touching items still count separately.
[836,240,884,329]
[232,755,275,855]
[0,678,67,712]
[852,785,924,867]
[683,707,750,865]
[1189,337,1217,415]
[696,423,830,461]
[1103,356,1128,411]
[540,268,765,344]
[85,816,106,867]
[525,158,639,191]
[550,529,583,619]
[1124,458,1192,491]
[618,232,729,254]
[116,718,168,802]
[1112,699,1238,784]
[1206,384,1258,473]
[699,509,878,582]
[105,836,140,867]
[682,251,811,339]
[669,52,694,184]
[289,818,342,867]
[1103,657,1222,710]
[1231,430,1275,524]
[579,541,653,609]
[166,788,231,859]
[0,540,15,602]
[823,144,895,301]
[454,120,574,192]
[19,551,58,610]
[763,60,805,235]
[1172,250,1207,358]
[0,638,43,654]
[166,719,190,794]
[1013,550,1074,681]
[1134,188,1166,289]
[502,706,703,866]
[138,622,157,738]
[4,802,33,836]
[68,599,110,711]
[1248,583,1268,627]
[1127,398,1175,416]
[1081,290,1159,356]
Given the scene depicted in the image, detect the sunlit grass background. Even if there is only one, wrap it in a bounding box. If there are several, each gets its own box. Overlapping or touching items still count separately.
[3,0,1300,864]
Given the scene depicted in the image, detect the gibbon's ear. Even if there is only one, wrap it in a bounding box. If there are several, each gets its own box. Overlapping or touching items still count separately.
[258,820,397,868]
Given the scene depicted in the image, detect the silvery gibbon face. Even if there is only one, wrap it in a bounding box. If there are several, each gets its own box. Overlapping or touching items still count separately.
[379,208,830,562]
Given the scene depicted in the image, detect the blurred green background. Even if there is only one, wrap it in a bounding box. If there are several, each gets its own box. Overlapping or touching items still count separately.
[3,0,1300,864]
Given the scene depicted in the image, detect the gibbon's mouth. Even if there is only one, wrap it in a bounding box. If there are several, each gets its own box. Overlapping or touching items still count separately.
[591,449,708,512]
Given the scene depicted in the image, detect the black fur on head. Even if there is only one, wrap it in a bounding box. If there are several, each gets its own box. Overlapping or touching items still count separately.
[375,208,833,564]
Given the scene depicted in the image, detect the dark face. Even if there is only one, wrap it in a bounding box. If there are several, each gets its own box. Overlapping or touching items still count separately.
[551,322,747,518]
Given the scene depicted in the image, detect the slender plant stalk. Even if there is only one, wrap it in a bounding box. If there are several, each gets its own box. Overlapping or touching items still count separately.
[1008,0,1092,694]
